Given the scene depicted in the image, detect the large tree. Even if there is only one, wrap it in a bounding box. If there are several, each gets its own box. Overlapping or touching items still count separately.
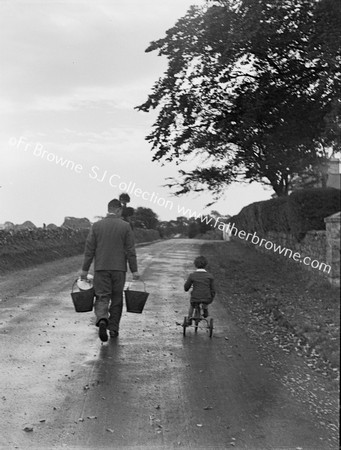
[137,0,340,198]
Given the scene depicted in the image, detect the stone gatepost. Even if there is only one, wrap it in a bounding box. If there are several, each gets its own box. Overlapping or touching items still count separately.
[324,211,341,287]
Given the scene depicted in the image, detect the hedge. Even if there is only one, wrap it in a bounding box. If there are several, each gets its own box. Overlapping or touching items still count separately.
[287,188,341,239]
[228,188,340,241]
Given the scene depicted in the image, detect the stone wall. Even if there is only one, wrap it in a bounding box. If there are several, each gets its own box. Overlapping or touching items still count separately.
[228,227,333,281]
[266,230,327,271]
[0,227,89,273]
[327,158,341,190]
[324,212,341,287]
[0,226,160,273]
[0,227,88,248]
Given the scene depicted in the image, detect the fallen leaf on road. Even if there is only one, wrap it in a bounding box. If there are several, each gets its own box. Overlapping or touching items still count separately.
[23,425,33,432]
[203,406,213,410]
[196,424,203,427]
[87,416,97,420]
[106,428,114,433]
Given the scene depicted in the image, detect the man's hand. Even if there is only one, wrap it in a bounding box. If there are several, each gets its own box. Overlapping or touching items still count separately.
[80,270,88,280]
[132,272,140,280]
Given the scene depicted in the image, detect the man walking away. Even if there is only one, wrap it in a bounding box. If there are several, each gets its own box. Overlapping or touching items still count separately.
[80,199,140,342]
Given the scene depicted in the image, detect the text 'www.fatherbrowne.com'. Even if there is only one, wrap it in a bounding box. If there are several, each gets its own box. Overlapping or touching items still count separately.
[176,204,331,274]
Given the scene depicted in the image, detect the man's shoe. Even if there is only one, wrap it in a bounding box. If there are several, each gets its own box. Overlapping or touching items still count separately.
[109,330,119,338]
[98,320,108,342]
[203,310,208,318]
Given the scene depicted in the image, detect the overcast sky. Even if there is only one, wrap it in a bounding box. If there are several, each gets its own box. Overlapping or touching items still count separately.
[0,0,271,227]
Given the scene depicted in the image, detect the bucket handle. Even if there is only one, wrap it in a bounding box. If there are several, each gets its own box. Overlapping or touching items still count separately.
[71,279,79,293]
[126,280,147,292]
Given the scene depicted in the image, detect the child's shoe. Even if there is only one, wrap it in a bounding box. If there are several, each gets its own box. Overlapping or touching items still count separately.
[187,317,193,325]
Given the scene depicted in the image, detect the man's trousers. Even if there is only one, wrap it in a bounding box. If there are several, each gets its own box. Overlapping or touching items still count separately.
[93,270,126,333]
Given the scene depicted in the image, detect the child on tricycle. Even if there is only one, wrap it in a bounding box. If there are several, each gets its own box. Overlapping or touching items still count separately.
[183,256,215,336]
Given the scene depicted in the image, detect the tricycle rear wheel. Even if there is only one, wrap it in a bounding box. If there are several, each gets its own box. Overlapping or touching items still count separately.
[183,317,187,336]
[209,318,213,338]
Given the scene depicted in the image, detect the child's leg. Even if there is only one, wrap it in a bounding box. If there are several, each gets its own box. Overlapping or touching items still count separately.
[202,303,208,317]
[188,302,194,318]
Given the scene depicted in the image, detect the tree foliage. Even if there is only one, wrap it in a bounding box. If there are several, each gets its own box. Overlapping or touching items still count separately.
[158,216,189,237]
[131,207,159,230]
[137,0,340,197]
[158,215,216,238]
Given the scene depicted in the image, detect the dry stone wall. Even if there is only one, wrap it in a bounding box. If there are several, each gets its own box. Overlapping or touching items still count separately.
[267,230,326,267]
[325,212,341,287]
[0,226,160,273]
[260,230,327,277]
[227,217,340,286]
[0,227,89,272]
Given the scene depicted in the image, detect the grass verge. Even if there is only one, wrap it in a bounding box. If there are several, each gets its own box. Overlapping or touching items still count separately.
[202,240,340,379]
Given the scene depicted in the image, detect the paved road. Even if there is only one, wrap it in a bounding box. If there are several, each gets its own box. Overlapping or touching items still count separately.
[0,239,335,449]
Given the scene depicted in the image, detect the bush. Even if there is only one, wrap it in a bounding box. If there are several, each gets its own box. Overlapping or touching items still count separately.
[228,187,340,241]
[188,221,199,238]
[287,188,340,240]
[133,228,160,243]
[258,197,290,234]
[196,229,223,240]
[239,203,258,232]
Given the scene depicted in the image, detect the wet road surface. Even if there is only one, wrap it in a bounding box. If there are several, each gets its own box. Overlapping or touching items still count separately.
[0,239,336,449]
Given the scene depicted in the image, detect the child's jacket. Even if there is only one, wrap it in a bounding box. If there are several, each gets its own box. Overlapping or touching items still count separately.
[184,269,215,303]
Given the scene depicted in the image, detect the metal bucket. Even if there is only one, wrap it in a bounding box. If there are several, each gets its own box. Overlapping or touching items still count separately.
[124,281,149,314]
[71,279,94,313]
